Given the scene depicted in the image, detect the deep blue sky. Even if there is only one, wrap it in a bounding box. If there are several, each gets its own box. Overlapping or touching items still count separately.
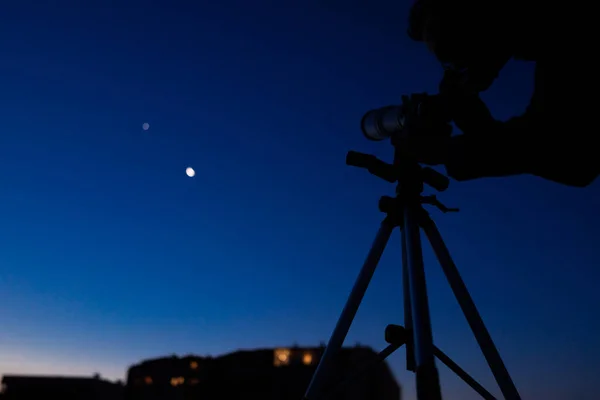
[0,1,598,399]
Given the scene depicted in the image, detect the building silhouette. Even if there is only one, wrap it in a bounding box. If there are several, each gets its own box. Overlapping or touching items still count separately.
[0,345,400,400]
[127,345,400,400]
[0,374,124,400]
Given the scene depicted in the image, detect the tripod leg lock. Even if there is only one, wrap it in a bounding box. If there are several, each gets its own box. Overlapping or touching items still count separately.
[385,324,408,347]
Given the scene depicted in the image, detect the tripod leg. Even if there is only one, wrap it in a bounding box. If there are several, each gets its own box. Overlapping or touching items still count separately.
[420,213,521,400]
[433,346,496,400]
[404,205,442,400]
[303,218,395,400]
[400,223,416,372]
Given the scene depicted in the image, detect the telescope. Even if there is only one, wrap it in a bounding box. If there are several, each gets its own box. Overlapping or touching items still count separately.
[303,94,522,400]
[361,93,452,141]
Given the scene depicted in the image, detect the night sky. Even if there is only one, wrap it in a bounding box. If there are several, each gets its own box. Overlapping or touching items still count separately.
[1,1,598,399]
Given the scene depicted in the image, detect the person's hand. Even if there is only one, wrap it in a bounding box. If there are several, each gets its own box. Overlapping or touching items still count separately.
[449,93,496,135]
[406,134,452,166]
[439,70,496,134]
[399,93,453,166]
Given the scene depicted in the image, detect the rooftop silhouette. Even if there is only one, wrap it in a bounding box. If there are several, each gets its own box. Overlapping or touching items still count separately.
[1,345,400,400]
[127,345,400,400]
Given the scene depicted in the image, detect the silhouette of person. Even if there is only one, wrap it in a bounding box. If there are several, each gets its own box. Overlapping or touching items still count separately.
[406,0,598,187]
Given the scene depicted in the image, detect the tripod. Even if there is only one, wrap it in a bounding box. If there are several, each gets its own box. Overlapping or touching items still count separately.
[302,140,522,400]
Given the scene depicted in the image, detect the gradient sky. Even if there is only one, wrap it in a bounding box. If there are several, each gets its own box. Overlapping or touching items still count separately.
[0,1,598,399]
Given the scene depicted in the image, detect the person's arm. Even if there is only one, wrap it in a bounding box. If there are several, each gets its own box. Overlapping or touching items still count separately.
[444,62,598,187]
[444,113,538,181]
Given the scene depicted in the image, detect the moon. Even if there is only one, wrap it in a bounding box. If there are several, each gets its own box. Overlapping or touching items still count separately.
[142,122,150,130]
[186,167,195,177]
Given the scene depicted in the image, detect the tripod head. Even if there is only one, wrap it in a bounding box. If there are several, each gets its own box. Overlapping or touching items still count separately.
[347,94,458,214]
[346,151,448,192]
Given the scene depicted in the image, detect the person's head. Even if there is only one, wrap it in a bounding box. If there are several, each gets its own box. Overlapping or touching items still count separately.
[408,0,521,92]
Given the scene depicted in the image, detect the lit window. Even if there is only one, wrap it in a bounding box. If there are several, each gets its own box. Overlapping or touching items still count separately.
[190,361,198,369]
[274,348,291,366]
[189,378,199,385]
[144,376,153,384]
[303,352,313,365]
[170,377,185,386]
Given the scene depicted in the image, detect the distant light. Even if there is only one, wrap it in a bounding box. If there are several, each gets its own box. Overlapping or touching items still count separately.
[303,352,313,365]
[142,122,150,131]
[170,377,184,386]
[186,167,195,177]
[274,348,291,367]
